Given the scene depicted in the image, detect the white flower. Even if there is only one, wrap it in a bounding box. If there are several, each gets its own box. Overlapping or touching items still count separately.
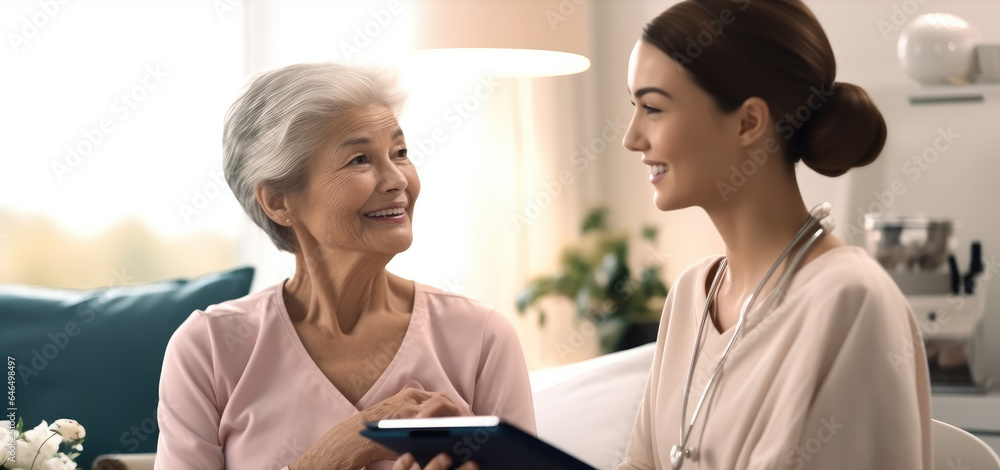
[0,421,10,468]
[22,421,48,444]
[0,420,80,470]
[48,421,84,444]
[36,453,75,470]
[11,439,38,469]
[37,458,63,470]
[13,421,61,469]
[1,420,10,445]
[56,452,77,470]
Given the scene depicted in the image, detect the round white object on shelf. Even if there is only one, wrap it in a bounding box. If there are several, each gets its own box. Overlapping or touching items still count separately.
[898,13,980,85]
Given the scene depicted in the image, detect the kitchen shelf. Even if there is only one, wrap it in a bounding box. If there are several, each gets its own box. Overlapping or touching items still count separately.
[908,82,1000,105]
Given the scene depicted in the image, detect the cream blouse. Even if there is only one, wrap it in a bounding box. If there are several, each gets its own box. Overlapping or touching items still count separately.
[619,246,931,469]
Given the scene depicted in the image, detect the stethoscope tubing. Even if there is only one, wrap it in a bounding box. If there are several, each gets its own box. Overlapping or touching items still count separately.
[676,205,832,458]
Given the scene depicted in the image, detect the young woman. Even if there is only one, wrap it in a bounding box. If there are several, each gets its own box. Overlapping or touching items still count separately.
[618,1,931,469]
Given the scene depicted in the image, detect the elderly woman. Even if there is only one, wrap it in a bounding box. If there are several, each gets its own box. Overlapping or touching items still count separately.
[154,63,535,470]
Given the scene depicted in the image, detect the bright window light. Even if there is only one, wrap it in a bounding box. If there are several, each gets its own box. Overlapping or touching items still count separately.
[0,0,246,240]
[412,48,591,77]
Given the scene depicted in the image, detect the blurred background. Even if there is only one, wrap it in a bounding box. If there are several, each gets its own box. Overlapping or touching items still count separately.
[3,0,1000,375]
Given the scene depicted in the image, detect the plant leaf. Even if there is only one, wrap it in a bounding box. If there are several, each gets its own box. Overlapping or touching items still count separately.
[515,277,555,314]
[581,207,607,233]
[574,285,595,319]
[641,225,658,242]
[601,252,631,301]
[640,266,669,298]
[514,287,533,314]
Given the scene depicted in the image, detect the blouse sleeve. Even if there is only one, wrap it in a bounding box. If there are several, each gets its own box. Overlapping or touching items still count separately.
[793,285,930,469]
[619,265,688,470]
[470,310,538,435]
[751,283,932,470]
[154,311,226,470]
[617,368,658,470]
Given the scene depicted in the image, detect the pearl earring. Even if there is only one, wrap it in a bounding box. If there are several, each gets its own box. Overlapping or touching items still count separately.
[286,219,291,225]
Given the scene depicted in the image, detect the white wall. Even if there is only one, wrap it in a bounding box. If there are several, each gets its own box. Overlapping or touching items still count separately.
[229,0,1000,376]
[588,0,1000,387]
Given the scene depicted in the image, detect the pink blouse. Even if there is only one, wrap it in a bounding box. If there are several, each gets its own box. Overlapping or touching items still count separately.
[154,280,536,470]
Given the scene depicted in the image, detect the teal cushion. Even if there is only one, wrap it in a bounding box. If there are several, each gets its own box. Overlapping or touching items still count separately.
[0,267,254,469]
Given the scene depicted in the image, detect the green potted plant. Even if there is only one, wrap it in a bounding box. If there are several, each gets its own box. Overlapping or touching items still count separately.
[515,207,669,353]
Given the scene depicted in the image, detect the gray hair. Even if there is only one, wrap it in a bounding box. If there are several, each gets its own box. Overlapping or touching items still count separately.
[222,62,407,253]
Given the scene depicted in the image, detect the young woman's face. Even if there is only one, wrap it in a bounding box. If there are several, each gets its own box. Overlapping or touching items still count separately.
[292,105,419,257]
[623,39,744,211]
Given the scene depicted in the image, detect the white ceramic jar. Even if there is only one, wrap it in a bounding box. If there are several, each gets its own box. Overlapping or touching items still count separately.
[898,13,981,85]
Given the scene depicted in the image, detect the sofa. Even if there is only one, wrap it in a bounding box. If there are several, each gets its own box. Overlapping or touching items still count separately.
[529,343,654,468]
[1,267,256,470]
[2,265,652,470]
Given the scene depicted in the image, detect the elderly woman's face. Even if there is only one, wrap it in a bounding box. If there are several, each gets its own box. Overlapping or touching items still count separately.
[293,105,419,257]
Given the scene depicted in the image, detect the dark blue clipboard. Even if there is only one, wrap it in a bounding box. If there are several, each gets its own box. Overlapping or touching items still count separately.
[359,416,596,470]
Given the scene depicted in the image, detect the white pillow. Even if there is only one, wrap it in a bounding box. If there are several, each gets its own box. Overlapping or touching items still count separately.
[529,343,657,470]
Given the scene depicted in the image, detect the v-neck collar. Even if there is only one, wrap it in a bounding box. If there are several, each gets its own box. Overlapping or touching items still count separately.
[697,245,858,338]
[273,279,426,411]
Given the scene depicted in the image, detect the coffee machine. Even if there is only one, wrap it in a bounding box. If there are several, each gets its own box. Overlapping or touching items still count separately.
[865,215,990,393]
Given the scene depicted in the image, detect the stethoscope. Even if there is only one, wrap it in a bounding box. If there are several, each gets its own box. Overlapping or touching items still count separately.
[670,203,835,470]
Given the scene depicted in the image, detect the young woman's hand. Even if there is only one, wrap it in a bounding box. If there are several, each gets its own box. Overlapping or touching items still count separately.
[392,452,479,470]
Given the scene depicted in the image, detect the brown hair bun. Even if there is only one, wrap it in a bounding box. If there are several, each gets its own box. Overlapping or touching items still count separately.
[797,81,887,177]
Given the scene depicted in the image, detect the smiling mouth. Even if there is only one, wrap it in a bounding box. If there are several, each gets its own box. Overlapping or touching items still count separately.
[364,207,406,218]
[650,164,668,176]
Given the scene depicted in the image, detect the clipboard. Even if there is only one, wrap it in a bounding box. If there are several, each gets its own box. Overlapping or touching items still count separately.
[359,416,596,469]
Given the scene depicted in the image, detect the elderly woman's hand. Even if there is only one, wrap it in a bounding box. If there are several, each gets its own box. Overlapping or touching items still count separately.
[392,452,479,470]
[368,387,470,421]
[288,388,469,470]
